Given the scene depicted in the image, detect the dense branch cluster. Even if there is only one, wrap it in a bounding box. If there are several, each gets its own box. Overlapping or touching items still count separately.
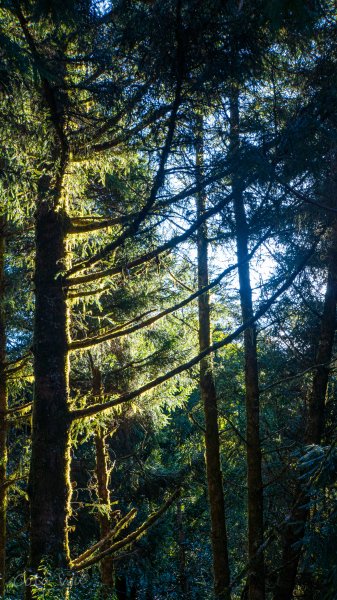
[1,1,337,599]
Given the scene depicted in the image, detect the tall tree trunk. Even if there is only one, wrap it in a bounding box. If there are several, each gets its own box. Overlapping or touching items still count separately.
[195,117,231,600]
[14,13,72,595]
[145,583,153,600]
[116,575,128,600]
[129,584,137,599]
[177,498,188,597]
[91,364,115,595]
[230,90,265,600]
[26,200,71,595]
[306,231,337,444]
[20,18,72,589]
[273,225,337,600]
[0,215,7,598]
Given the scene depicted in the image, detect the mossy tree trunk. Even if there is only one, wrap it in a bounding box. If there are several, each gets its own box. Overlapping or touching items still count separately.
[195,117,231,600]
[17,9,72,595]
[230,90,265,600]
[26,194,71,595]
[91,364,115,595]
[0,215,7,598]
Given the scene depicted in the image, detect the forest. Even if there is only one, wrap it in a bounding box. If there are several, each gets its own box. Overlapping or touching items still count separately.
[1,0,337,598]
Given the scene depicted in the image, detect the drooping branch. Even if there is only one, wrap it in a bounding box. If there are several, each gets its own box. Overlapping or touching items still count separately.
[69,235,268,351]
[65,189,236,287]
[67,103,182,276]
[86,105,173,156]
[76,83,152,151]
[67,5,185,279]
[70,239,319,421]
[259,359,337,394]
[279,180,337,214]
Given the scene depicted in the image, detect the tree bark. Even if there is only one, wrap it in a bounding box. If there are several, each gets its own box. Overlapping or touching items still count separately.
[195,117,231,600]
[230,90,265,600]
[0,215,7,598]
[12,9,73,594]
[306,229,337,444]
[145,583,153,600]
[91,364,115,595]
[26,201,71,595]
[19,12,72,593]
[129,584,137,599]
[116,575,128,599]
[273,224,337,600]
[177,498,188,597]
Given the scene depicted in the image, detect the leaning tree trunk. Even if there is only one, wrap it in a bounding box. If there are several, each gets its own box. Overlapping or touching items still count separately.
[230,90,265,600]
[195,117,231,600]
[26,197,71,597]
[91,364,115,595]
[0,215,7,598]
[273,223,337,600]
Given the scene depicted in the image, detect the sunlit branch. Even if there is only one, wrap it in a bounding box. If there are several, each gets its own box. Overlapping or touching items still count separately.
[0,474,28,492]
[66,9,185,278]
[0,402,32,421]
[72,489,180,571]
[67,216,128,234]
[65,190,236,287]
[69,235,267,351]
[69,309,157,349]
[70,238,319,421]
[71,509,137,567]
[5,354,31,375]
[68,284,111,300]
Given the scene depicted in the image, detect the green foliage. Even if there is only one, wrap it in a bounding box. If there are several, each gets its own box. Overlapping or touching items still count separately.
[2,1,337,599]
